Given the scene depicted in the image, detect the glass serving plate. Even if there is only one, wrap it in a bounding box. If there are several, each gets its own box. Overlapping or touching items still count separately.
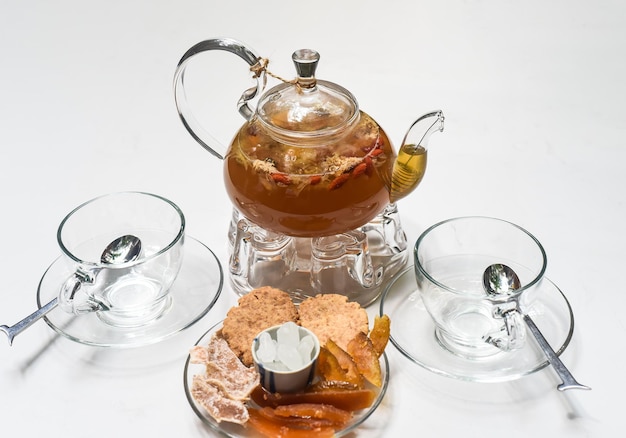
[183,320,390,437]
[380,266,575,383]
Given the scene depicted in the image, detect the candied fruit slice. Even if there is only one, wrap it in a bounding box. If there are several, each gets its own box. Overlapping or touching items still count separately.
[254,406,336,430]
[317,346,350,382]
[247,408,336,438]
[347,332,382,387]
[310,380,360,391]
[325,339,364,387]
[274,403,352,428]
[369,315,390,357]
[251,385,377,411]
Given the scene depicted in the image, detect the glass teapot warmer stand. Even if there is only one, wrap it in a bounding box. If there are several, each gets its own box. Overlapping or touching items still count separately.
[227,203,408,307]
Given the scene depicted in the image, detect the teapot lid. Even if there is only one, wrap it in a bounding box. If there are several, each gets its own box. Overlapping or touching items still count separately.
[256,49,360,145]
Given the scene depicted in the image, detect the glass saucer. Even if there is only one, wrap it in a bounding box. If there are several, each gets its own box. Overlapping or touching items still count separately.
[37,236,223,348]
[379,267,574,382]
[183,320,390,437]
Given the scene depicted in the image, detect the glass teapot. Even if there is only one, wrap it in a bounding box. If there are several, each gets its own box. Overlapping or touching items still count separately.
[174,38,444,305]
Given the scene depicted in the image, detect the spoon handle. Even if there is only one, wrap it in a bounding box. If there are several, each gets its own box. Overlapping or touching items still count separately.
[523,314,590,391]
[0,298,58,346]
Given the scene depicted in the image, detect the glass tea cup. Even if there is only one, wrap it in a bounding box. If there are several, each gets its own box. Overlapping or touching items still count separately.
[414,216,547,358]
[57,191,185,327]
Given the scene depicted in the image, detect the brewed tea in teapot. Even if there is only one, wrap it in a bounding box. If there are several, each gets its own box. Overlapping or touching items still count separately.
[174,38,444,305]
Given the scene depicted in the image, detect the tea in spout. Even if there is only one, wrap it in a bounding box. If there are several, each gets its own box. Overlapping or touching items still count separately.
[389,110,444,202]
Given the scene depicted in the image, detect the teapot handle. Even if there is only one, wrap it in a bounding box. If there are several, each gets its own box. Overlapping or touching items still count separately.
[173,38,264,159]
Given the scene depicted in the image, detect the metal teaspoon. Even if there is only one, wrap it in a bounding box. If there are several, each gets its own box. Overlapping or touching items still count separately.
[483,263,590,391]
[0,234,142,345]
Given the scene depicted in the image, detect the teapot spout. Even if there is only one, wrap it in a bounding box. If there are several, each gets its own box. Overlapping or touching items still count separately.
[389,110,444,202]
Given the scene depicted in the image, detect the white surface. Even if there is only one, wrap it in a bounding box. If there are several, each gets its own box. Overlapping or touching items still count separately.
[0,0,623,436]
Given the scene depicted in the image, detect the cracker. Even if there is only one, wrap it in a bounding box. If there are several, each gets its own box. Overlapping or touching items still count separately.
[222,286,299,366]
[298,294,369,351]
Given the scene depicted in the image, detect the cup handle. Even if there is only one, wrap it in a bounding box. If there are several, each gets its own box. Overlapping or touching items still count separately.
[483,303,526,351]
[58,268,107,314]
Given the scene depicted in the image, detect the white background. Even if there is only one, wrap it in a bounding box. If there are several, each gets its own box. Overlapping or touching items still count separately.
[1,1,623,436]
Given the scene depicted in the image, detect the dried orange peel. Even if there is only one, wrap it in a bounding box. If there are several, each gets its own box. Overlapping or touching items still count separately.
[369,314,391,357]
[323,339,364,387]
[347,332,382,387]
